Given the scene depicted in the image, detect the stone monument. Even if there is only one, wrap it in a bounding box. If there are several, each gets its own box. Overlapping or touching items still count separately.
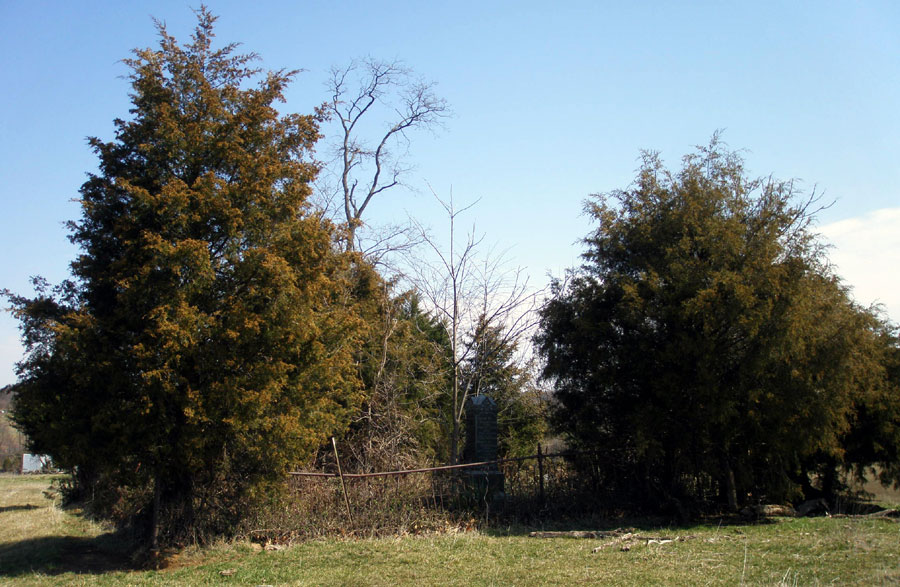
[462,395,504,497]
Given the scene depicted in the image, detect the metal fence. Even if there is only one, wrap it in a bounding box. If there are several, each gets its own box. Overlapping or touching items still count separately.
[265,443,600,540]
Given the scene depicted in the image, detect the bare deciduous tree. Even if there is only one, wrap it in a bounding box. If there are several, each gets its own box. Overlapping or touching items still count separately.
[319,59,449,255]
[410,189,543,464]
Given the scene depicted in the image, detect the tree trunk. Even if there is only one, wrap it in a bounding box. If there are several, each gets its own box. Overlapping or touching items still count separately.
[821,458,838,502]
[150,472,161,552]
[450,364,459,465]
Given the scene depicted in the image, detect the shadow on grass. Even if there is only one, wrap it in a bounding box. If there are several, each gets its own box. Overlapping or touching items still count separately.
[481,521,695,538]
[0,504,42,513]
[477,507,693,538]
[477,503,786,538]
[0,531,136,577]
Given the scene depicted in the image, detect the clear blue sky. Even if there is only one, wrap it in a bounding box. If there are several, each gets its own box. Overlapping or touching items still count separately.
[2,1,899,386]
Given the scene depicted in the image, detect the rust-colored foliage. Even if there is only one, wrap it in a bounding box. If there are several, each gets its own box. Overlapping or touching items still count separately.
[6,8,366,545]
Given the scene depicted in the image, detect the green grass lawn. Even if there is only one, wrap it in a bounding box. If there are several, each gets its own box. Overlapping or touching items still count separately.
[2,474,898,586]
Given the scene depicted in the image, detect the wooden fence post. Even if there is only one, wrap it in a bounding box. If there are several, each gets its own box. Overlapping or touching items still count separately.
[332,436,353,524]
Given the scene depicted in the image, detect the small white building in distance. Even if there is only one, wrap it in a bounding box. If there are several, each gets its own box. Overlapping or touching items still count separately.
[22,453,52,473]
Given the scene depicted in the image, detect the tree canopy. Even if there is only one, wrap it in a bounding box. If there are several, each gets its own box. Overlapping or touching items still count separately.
[6,9,366,545]
[536,138,898,510]
[8,4,897,542]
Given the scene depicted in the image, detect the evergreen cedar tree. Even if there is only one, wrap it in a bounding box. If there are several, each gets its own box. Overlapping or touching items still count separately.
[462,316,546,459]
[536,140,900,509]
[6,10,370,545]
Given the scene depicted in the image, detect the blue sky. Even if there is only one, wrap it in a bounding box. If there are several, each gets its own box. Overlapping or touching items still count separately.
[2,1,899,386]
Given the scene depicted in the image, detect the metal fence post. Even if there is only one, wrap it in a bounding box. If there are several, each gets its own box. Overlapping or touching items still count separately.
[537,443,545,506]
[332,436,353,524]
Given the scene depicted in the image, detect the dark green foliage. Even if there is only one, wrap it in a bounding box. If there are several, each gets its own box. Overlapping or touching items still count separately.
[536,138,898,508]
[462,317,546,458]
[840,320,900,489]
[5,9,366,545]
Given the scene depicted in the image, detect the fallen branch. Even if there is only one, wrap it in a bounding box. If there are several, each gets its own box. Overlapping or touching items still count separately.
[591,532,695,553]
[528,529,633,539]
[592,532,635,552]
[832,508,900,521]
[526,528,694,551]
[865,508,900,518]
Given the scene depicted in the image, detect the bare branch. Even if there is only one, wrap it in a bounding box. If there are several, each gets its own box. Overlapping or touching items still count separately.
[403,189,544,464]
[317,58,449,255]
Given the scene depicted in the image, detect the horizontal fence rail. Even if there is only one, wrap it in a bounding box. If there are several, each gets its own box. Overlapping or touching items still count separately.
[288,451,575,479]
[264,444,616,540]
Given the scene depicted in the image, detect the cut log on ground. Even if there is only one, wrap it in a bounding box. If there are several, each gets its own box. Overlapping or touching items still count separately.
[740,504,797,518]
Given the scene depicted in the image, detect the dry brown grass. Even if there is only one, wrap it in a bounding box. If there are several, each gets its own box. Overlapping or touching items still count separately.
[0,474,133,579]
[0,475,86,543]
[847,468,900,507]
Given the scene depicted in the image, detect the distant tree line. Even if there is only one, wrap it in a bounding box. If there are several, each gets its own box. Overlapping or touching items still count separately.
[2,9,897,549]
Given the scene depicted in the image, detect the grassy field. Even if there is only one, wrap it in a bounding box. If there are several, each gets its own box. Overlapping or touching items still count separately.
[1,475,898,585]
